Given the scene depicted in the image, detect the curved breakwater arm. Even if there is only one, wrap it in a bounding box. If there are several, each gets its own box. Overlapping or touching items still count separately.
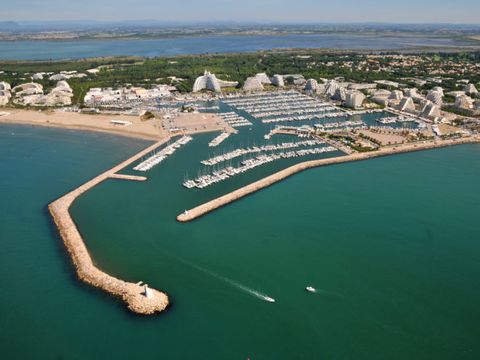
[49,137,171,315]
[177,137,480,223]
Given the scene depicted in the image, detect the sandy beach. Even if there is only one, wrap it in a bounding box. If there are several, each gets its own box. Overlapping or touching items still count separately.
[0,108,168,140]
[0,108,228,140]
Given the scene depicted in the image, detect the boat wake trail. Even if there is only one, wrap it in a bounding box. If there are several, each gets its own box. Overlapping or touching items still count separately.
[174,256,275,303]
[216,274,275,303]
[309,288,345,299]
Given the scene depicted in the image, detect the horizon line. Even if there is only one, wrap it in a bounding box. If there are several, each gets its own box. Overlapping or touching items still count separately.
[2,20,480,26]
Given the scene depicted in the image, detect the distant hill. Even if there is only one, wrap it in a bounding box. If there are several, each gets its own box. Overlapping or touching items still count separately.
[0,21,21,31]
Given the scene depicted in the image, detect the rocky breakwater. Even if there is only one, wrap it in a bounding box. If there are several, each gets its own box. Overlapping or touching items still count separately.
[177,136,479,222]
[49,138,171,315]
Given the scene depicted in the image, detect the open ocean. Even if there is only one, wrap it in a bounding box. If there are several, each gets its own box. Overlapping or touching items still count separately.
[1,123,480,359]
[0,33,475,60]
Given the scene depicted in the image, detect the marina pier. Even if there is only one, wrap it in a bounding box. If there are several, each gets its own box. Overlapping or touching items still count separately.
[177,136,480,222]
[109,173,148,181]
[49,137,171,315]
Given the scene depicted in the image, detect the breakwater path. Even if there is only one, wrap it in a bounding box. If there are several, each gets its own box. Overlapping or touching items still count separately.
[49,137,171,315]
[178,137,479,222]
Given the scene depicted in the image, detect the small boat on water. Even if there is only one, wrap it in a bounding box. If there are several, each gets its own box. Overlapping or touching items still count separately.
[306,286,316,293]
[264,296,276,303]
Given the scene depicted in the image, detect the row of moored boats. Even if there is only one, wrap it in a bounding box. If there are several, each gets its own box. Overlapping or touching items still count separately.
[134,136,193,172]
[184,146,336,189]
[220,112,253,128]
[222,91,342,125]
[201,139,324,166]
[208,132,232,147]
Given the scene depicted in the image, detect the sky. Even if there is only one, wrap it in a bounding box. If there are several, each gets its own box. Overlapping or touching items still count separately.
[2,0,480,24]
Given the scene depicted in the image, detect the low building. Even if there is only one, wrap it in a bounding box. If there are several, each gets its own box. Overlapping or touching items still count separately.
[374,80,399,88]
[49,71,87,81]
[14,80,73,106]
[446,91,466,98]
[12,82,43,96]
[84,85,173,106]
[32,73,44,80]
[455,94,475,110]
[371,89,391,106]
[49,74,68,81]
[413,79,427,87]
[347,83,377,91]
[283,74,305,85]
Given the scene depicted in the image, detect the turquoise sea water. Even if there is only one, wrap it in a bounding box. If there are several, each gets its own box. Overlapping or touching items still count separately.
[1,124,480,359]
[0,33,474,60]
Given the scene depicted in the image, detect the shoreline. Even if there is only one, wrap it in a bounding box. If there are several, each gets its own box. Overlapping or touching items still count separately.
[0,117,163,141]
[177,137,480,222]
[0,108,227,140]
[0,108,167,141]
[1,39,479,62]
[49,136,171,315]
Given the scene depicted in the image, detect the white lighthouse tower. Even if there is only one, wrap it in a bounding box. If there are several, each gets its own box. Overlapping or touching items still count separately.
[144,284,153,299]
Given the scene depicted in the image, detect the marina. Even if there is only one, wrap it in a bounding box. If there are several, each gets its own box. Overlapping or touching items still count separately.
[3,3,480,357]
[201,139,325,166]
[221,91,343,124]
[178,136,480,222]
[134,135,192,172]
[171,90,432,192]
[219,112,253,128]
[208,132,232,147]
[314,119,366,131]
[220,91,389,125]
[376,115,419,125]
[184,146,337,189]
[261,111,348,124]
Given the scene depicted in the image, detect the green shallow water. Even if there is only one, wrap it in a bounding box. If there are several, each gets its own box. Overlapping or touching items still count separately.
[1,124,480,359]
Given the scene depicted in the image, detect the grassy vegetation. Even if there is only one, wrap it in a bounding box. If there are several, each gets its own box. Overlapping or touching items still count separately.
[442,105,478,117]
[1,50,480,106]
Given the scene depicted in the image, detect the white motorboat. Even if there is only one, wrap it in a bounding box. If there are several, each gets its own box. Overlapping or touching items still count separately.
[306,286,316,293]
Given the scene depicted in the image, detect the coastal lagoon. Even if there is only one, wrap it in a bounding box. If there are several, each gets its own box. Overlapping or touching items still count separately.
[0,33,476,60]
[1,123,480,359]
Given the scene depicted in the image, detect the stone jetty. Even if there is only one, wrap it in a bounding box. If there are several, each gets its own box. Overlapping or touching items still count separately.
[109,173,147,181]
[49,137,171,315]
[177,136,479,222]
